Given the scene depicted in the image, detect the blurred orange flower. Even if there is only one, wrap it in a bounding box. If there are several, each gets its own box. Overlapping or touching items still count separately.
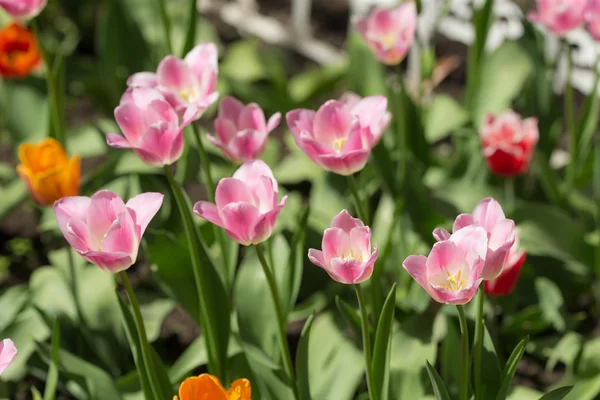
[174,374,251,400]
[17,138,80,206]
[0,22,41,78]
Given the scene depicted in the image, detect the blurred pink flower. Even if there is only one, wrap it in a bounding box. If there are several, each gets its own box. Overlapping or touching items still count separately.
[433,198,515,280]
[194,160,287,246]
[528,0,587,36]
[127,43,219,120]
[480,110,539,177]
[485,231,526,296]
[54,190,164,273]
[207,96,281,163]
[404,225,488,305]
[308,210,378,284]
[107,87,196,166]
[0,0,46,19]
[587,0,600,41]
[355,3,417,65]
[286,97,389,175]
[0,339,17,375]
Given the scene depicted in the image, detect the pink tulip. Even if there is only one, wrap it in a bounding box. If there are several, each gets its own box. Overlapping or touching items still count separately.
[480,110,539,178]
[286,97,389,176]
[528,0,587,36]
[0,0,46,19]
[308,210,378,284]
[485,231,526,296]
[588,0,600,41]
[193,160,287,246]
[0,339,17,375]
[127,43,219,120]
[355,3,417,65]
[433,198,515,280]
[207,96,281,163]
[403,225,488,305]
[106,87,196,166]
[54,190,164,273]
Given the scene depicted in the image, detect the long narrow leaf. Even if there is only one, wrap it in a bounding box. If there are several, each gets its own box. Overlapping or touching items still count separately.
[425,361,451,400]
[296,314,315,400]
[495,336,529,400]
[538,386,574,400]
[335,296,362,334]
[371,284,397,400]
[42,319,60,400]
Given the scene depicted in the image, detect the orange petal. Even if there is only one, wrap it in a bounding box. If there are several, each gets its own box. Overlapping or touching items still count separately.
[16,164,46,205]
[34,167,65,205]
[177,374,228,400]
[62,155,80,198]
[227,379,251,400]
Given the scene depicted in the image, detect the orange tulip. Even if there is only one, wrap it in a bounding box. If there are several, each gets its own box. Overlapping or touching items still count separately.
[17,138,80,206]
[0,22,41,78]
[174,374,251,400]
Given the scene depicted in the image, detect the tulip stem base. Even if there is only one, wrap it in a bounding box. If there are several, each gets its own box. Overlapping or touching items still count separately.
[119,271,163,400]
[355,283,378,400]
[255,244,299,399]
[348,174,369,225]
[473,288,485,400]
[457,305,470,400]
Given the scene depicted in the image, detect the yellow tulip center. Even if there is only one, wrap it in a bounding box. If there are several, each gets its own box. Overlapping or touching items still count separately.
[333,138,347,151]
[441,270,466,291]
[340,250,363,262]
[179,87,195,102]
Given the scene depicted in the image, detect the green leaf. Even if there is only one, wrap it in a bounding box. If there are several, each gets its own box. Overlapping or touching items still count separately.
[0,285,29,333]
[480,324,503,398]
[180,0,197,56]
[425,361,452,400]
[42,319,60,400]
[0,179,28,223]
[288,63,348,104]
[535,277,566,332]
[495,337,529,400]
[538,386,574,400]
[296,314,315,400]
[285,207,310,316]
[221,40,269,83]
[425,94,469,142]
[371,284,397,400]
[471,42,534,126]
[335,296,362,334]
[3,79,48,144]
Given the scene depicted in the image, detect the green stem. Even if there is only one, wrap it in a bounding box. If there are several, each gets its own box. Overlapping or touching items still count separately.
[191,124,232,289]
[156,0,173,54]
[473,288,484,400]
[394,65,407,189]
[181,0,198,57]
[355,284,378,400]
[457,305,470,400]
[164,165,226,380]
[31,20,64,145]
[565,41,577,192]
[347,174,369,224]
[66,249,85,326]
[593,142,600,315]
[119,271,163,400]
[504,179,515,214]
[254,244,298,399]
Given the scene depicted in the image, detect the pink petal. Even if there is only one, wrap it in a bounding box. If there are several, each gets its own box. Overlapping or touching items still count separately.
[54,196,91,237]
[350,95,388,130]
[232,160,277,190]
[251,197,287,244]
[483,242,512,281]
[433,227,451,242]
[184,43,218,81]
[102,211,139,262]
[0,339,17,376]
[238,103,267,132]
[133,147,165,167]
[67,218,98,253]
[426,241,466,278]
[330,258,370,284]
[207,134,236,161]
[308,248,327,269]
[218,96,244,121]
[353,247,378,283]
[193,201,225,228]
[215,178,255,209]
[349,226,372,257]
[472,198,506,233]
[121,87,165,108]
[449,225,489,262]
[146,99,178,126]
[313,100,354,142]
[220,202,261,245]
[83,251,133,273]
[125,192,164,237]
[127,72,158,88]
[228,129,269,162]
[86,190,127,243]
[135,125,171,165]
[286,109,316,139]
[403,254,444,302]
[106,132,132,149]
[322,227,351,262]
[157,56,194,92]
[115,103,147,145]
[252,175,278,213]
[317,149,370,176]
[330,209,364,232]
[215,117,239,144]
[452,213,475,233]
[266,112,282,133]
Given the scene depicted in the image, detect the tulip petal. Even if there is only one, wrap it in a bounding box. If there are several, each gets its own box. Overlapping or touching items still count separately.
[488,219,516,251]
[403,255,438,299]
[450,225,489,261]
[252,196,287,244]
[426,241,468,284]
[127,72,158,87]
[228,129,269,162]
[322,227,351,262]
[215,178,255,209]
[228,378,252,400]
[330,209,364,232]
[193,201,225,228]
[317,149,370,176]
[349,226,372,259]
[86,190,127,243]
[266,112,282,133]
[330,258,368,284]
[238,103,266,132]
[214,117,239,144]
[218,96,244,121]
[126,192,164,237]
[0,339,17,376]
[308,248,327,269]
[221,202,260,245]
[452,213,475,232]
[157,56,194,92]
[433,227,451,242]
[83,251,133,273]
[54,196,91,235]
[184,43,219,82]
[472,198,506,233]
[252,175,278,213]
[115,103,147,145]
[232,160,277,190]
[286,109,316,139]
[106,132,132,149]
[67,218,98,253]
[177,374,228,400]
[313,100,354,142]
[102,211,138,260]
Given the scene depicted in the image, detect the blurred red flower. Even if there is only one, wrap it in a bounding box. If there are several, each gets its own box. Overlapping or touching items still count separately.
[0,22,40,78]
